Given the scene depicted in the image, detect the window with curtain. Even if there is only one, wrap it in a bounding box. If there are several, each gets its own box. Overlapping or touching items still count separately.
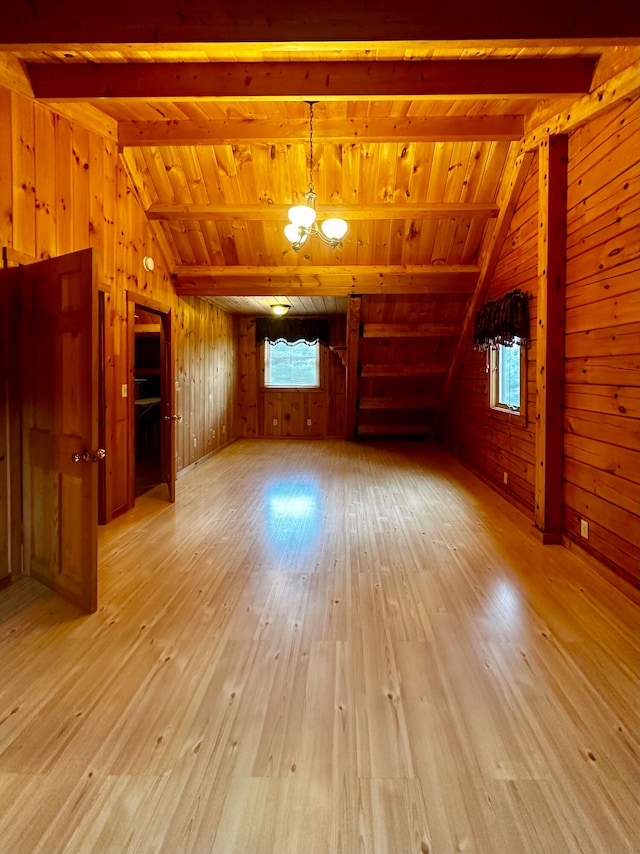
[255,317,329,390]
[474,290,529,418]
[264,339,320,388]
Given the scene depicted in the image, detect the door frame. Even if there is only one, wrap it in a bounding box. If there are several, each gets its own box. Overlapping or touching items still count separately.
[1,249,38,586]
[97,287,111,525]
[0,265,23,584]
[126,291,175,506]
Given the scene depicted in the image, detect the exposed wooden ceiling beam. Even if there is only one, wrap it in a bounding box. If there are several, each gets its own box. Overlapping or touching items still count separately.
[0,53,33,97]
[522,61,640,149]
[27,59,595,102]
[174,283,474,296]
[171,264,479,295]
[435,145,536,424]
[174,264,478,279]
[51,103,119,141]
[147,203,499,222]
[3,0,640,44]
[121,115,524,146]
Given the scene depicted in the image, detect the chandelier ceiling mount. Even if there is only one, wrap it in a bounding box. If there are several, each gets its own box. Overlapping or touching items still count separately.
[284,102,348,251]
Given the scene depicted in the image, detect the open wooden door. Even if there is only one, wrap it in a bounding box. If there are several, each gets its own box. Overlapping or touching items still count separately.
[21,248,99,613]
[160,310,176,503]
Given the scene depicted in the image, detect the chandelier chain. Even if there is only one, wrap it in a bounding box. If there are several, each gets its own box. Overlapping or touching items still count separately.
[284,100,346,250]
[308,101,315,194]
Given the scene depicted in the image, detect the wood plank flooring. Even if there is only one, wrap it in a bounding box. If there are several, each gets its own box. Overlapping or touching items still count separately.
[0,439,638,854]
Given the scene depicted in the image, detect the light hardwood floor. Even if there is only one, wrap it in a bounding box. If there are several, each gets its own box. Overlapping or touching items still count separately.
[0,439,638,854]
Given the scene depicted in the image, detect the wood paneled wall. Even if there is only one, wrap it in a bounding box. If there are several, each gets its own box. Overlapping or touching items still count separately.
[441,155,538,513]
[0,87,236,533]
[563,99,639,586]
[236,316,346,438]
[442,98,639,588]
[174,297,236,472]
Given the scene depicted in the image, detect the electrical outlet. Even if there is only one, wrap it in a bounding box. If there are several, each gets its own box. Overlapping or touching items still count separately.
[222,425,226,433]
[307,419,312,426]
[503,471,508,484]
[580,518,589,539]
[211,429,215,439]
[193,435,197,448]
[272,418,278,426]
[122,384,128,398]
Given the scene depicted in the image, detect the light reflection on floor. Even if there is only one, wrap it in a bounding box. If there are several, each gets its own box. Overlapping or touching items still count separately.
[263,478,322,554]
[491,576,523,635]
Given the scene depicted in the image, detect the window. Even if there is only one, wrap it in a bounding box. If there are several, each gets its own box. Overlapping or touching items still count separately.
[490,343,522,413]
[264,339,320,388]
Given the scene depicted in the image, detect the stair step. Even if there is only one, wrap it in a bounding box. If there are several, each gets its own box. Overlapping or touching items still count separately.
[357,423,431,436]
[358,396,438,409]
[360,363,447,377]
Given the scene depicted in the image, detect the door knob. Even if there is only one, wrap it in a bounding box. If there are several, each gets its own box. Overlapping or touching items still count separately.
[71,450,90,463]
[92,449,106,461]
[164,414,182,421]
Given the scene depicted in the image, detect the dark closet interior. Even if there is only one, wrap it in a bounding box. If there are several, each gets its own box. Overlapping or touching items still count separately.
[134,310,162,495]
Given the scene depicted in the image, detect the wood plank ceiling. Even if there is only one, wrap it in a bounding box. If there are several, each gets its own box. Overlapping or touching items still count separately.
[2,4,638,321]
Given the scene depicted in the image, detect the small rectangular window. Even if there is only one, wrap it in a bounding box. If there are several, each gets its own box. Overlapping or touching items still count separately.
[264,339,320,388]
[490,343,521,413]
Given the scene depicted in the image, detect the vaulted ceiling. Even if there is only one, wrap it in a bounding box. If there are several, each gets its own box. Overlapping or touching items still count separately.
[2,2,639,316]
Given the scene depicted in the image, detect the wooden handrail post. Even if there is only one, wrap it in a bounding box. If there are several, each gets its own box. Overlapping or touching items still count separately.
[345,296,361,440]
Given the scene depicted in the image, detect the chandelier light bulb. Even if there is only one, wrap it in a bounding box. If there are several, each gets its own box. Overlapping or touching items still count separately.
[288,204,317,229]
[321,218,348,241]
[284,223,308,244]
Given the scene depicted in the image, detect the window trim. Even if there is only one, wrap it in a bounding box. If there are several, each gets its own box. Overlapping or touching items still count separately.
[261,339,324,391]
[489,343,527,427]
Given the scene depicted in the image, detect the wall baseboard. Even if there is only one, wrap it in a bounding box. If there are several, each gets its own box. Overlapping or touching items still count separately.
[444,443,638,604]
[176,438,237,480]
[562,533,640,604]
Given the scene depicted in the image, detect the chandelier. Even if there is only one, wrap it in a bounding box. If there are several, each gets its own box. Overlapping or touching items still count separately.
[284,102,348,251]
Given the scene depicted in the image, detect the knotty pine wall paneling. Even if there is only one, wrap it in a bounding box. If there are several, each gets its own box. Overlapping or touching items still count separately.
[11,93,36,260]
[175,294,192,470]
[0,86,237,527]
[0,89,11,249]
[441,154,539,513]
[563,98,640,585]
[54,110,73,256]
[175,297,236,473]
[236,317,260,437]
[442,97,640,587]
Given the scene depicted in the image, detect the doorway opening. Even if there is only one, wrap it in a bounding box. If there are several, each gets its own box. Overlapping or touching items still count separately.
[134,307,163,496]
[127,292,175,507]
